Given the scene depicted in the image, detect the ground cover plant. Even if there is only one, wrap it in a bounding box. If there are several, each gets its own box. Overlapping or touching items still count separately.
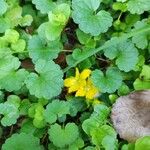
[0,0,150,149]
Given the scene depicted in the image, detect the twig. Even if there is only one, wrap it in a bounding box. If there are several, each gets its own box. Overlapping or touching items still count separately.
[9,126,13,137]
[96,57,110,63]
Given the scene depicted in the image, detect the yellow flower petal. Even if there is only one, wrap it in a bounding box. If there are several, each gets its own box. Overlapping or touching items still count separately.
[80,69,91,79]
[64,77,76,87]
[78,79,86,86]
[85,79,99,99]
[86,88,98,99]
[75,86,86,97]
[75,68,80,79]
[68,84,79,93]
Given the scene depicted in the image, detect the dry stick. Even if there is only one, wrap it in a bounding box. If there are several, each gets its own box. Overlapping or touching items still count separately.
[96,57,110,63]
[9,126,13,137]
[41,132,48,144]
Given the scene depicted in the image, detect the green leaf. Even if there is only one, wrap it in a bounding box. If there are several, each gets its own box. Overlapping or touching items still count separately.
[133,79,150,90]
[2,133,43,150]
[20,119,36,134]
[82,118,101,135]
[28,35,62,63]
[0,91,4,103]
[0,95,20,126]
[91,125,117,147]
[121,143,135,150]
[135,136,150,150]
[76,29,92,45]
[48,138,84,150]
[66,55,77,67]
[125,14,140,28]
[82,104,110,135]
[48,144,57,150]
[45,3,71,41]
[92,104,110,120]
[19,99,31,115]
[69,138,84,150]
[72,48,86,60]
[25,59,63,99]
[0,37,8,49]
[4,0,19,7]
[66,96,87,117]
[117,83,130,96]
[3,4,32,28]
[28,103,46,128]
[133,65,150,90]
[76,29,96,48]
[134,55,145,71]
[113,20,126,31]
[0,55,28,92]
[6,95,21,108]
[127,0,150,14]
[44,22,63,41]
[91,67,123,93]
[0,18,10,33]
[19,15,33,26]
[101,135,118,150]
[0,0,8,16]
[20,119,46,138]
[48,3,71,26]
[113,2,127,12]
[84,146,96,150]
[78,58,94,70]
[72,0,113,36]
[0,55,20,73]
[104,40,138,72]
[4,29,19,44]
[5,6,22,28]
[0,103,19,126]
[132,20,150,49]
[139,65,150,80]
[11,39,26,52]
[48,123,79,148]
[32,0,56,14]
[44,100,70,124]
[0,69,28,92]
[117,0,127,2]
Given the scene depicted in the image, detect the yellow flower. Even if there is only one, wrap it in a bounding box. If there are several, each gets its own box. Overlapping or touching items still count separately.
[85,79,99,99]
[64,68,91,93]
[64,68,99,100]
[75,79,99,99]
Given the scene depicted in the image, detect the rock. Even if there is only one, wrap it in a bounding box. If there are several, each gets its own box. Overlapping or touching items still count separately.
[111,90,150,142]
